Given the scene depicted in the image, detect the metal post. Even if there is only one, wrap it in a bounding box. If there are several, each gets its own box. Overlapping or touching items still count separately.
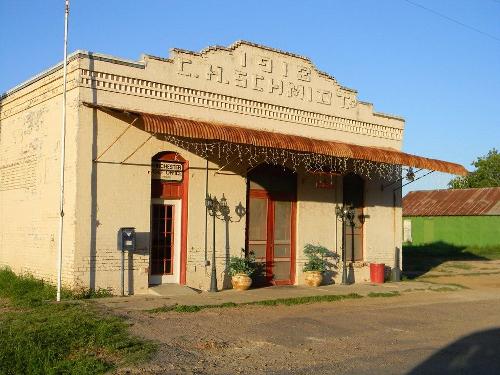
[351,221,355,266]
[225,218,230,259]
[120,250,125,296]
[56,0,70,302]
[204,159,209,266]
[210,214,218,292]
[392,189,402,281]
[350,220,355,283]
[341,217,348,285]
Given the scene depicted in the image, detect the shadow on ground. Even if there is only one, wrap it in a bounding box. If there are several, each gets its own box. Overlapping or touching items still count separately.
[407,328,500,375]
[402,241,488,279]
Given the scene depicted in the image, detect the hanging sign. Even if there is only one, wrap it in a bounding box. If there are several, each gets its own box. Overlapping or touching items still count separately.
[314,171,337,189]
[152,161,183,182]
[316,181,335,189]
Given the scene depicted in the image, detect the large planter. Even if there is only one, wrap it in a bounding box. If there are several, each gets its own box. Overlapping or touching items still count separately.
[304,271,323,287]
[231,273,252,291]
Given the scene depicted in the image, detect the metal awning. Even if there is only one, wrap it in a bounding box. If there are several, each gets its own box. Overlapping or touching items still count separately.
[139,113,467,176]
[86,103,467,176]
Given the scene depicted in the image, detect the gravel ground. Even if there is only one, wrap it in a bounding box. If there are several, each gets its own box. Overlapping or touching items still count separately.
[116,265,500,374]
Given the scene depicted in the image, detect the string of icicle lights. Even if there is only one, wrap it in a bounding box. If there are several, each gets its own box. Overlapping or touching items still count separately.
[163,135,403,181]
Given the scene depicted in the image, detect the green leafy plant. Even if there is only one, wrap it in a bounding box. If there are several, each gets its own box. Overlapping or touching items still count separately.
[227,249,256,276]
[448,148,499,188]
[302,244,337,272]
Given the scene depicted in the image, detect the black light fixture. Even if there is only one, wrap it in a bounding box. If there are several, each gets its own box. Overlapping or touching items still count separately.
[205,193,246,292]
[335,204,356,285]
[205,194,219,292]
[381,167,421,191]
[406,167,415,182]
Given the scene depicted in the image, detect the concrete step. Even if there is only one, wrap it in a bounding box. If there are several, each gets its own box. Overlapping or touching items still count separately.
[148,284,201,297]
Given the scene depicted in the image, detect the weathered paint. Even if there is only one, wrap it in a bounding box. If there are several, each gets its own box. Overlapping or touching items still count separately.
[405,216,500,247]
[5,40,463,293]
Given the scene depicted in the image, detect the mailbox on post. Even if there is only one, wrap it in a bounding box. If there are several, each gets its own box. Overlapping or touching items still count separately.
[117,227,135,297]
[118,227,136,252]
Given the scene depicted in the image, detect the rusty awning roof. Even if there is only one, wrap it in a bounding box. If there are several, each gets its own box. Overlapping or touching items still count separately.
[138,112,467,176]
[85,103,466,175]
[403,187,500,216]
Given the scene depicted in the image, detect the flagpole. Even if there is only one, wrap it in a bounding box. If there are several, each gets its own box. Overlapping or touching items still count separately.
[57,0,70,302]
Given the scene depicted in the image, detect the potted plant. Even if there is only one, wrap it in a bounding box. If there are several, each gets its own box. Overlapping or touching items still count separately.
[303,244,336,287]
[228,250,256,291]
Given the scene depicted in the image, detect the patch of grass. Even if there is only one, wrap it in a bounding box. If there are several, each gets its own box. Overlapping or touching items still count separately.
[0,268,155,374]
[150,293,364,313]
[414,279,469,289]
[430,286,457,292]
[442,282,469,290]
[464,271,500,277]
[401,274,412,282]
[443,263,473,270]
[0,303,155,374]
[367,291,401,298]
[248,293,363,306]
[469,246,500,260]
[0,268,72,307]
[434,268,453,273]
[417,271,500,279]
[155,302,239,313]
[74,287,114,300]
[0,268,113,307]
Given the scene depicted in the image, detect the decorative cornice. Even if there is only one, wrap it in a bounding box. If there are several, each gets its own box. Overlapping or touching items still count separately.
[80,69,403,141]
[0,50,145,101]
[171,40,358,94]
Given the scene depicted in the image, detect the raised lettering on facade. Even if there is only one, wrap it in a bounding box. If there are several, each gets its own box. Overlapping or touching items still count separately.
[175,51,357,108]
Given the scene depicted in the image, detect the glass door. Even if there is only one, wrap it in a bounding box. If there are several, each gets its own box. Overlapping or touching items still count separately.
[150,199,182,284]
[272,200,293,283]
[248,194,269,284]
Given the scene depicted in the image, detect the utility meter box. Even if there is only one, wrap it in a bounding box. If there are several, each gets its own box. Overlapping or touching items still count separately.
[118,227,136,252]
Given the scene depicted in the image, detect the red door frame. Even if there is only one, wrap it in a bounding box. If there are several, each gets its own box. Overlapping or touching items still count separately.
[151,152,189,285]
[248,188,296,286]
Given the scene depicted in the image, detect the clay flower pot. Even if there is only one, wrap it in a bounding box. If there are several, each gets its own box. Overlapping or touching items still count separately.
[304,271,323,287]
[231,273,252,291]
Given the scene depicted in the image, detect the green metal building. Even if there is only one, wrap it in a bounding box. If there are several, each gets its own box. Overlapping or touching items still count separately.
[402,188,500,247]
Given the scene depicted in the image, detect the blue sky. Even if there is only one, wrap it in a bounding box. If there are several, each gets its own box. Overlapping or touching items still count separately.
[1,0,498,194]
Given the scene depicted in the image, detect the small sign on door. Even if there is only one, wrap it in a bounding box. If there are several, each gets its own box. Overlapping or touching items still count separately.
[152,161,183,182]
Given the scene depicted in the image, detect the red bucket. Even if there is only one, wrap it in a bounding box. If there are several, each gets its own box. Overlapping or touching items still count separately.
[370,263,385,284]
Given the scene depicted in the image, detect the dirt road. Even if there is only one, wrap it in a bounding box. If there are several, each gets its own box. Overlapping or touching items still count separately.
[118,271,500,374]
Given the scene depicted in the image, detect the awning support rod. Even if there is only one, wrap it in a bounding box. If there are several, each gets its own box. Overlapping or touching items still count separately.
[395,170,434,192]
[94,117,137,162]
[120,133,155,164]
[381,168,423,191]
[215,156,240,175]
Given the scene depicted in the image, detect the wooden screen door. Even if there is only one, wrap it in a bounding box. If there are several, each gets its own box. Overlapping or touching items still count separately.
[248,190,296,285]
[150,199,181,284]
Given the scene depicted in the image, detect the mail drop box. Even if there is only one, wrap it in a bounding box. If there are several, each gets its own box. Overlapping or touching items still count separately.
[118,227,136,251]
